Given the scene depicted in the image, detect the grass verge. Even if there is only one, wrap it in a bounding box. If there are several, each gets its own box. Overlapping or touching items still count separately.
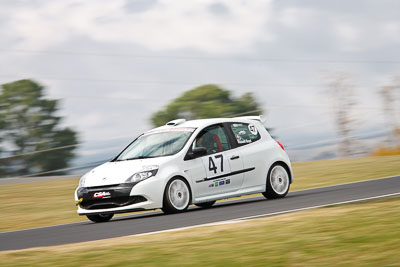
[1,196,400,266]
[1,155,400,232]
[291,155,400,191]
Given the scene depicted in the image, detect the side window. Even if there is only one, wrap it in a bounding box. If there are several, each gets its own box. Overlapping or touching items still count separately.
[193,125,231,155]
[230,122,261,145]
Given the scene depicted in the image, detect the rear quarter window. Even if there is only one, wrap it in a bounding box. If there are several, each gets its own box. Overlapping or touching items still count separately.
[230,122,261,145]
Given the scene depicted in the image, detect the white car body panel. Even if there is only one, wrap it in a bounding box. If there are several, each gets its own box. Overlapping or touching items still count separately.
[75,117,293,215]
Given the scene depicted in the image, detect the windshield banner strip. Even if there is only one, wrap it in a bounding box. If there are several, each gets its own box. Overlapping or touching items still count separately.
[144,127,196,135]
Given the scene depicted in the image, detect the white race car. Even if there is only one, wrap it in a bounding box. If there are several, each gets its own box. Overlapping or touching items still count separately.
[75,116,293,222]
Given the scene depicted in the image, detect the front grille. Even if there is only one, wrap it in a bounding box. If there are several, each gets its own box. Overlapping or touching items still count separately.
[80,196,147,210]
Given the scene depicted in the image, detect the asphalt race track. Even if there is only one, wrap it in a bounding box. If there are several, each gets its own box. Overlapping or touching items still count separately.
[1,176,399,251]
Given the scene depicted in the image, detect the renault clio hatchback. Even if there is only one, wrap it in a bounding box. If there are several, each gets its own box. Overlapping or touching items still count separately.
[75,116,293,222]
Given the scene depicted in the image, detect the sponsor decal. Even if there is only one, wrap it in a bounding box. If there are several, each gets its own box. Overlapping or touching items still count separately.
[93,191,111,198]
[237,138,252,144]
[197,167,255,184]
[209,178,230,188]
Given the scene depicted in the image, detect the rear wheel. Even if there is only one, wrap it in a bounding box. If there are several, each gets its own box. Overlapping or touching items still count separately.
[195,201,216,209]
[86,213,114,223]
[162,177,191,214]
[262,164,290,199]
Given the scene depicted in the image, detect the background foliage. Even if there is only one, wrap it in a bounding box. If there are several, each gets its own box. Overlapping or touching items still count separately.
[0,79,78,177]
[151,84,262,126]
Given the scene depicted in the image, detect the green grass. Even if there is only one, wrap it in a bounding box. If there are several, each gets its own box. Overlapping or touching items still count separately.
[1,196,400,266]
[291,155,400,191]
[0,178,84,232]
[1,155,400,232]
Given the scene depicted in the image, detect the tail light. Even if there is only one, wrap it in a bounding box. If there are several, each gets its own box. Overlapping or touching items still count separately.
[276,140,285,150]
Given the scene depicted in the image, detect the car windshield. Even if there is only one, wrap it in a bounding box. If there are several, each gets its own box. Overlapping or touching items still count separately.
[115,128,195,161]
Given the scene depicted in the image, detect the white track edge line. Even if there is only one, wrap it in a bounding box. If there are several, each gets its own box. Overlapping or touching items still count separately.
[125,192,400,238]
[290,174,400,193]
[1,175,399,234]
[232,192,400,221]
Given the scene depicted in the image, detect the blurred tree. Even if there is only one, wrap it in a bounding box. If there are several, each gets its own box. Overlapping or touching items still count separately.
[0,80,78,177]
[0,107,4,176]
[151,84,263,126]
[379,75,400,146]
[380,85,397,146]
[325,72,361,157]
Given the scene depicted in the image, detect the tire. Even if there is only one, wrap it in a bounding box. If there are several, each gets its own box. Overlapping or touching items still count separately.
[262,164,290,199]
[162,177,191,214]
[86,213,114,223]
[195,201,216,209]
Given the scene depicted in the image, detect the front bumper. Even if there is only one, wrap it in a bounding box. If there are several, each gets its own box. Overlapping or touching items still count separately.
[77,183,145,209]
[77,183,148,215]
[76,178,164,215]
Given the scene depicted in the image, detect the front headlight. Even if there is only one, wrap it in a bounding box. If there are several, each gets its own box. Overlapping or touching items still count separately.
[79,173,87,187]
[126,165,159,183]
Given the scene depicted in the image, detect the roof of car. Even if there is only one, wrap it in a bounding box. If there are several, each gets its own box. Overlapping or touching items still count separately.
[148,116,264,133]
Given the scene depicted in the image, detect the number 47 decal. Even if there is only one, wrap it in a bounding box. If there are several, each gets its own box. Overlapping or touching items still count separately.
[209,154,223,174]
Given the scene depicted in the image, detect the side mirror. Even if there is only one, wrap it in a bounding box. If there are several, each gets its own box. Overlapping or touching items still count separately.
[185,147,207,160]
[193,147,207,157]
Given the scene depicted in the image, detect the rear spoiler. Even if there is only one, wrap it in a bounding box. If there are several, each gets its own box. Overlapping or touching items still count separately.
[233,115,266,123]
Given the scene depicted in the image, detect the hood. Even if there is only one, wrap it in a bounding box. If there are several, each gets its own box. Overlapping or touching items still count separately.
[82,157,171,187]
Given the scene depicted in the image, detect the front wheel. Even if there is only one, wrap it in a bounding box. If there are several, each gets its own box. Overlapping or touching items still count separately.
[262,164,290,199]
[86,213,114,223]
[162,177,191,214]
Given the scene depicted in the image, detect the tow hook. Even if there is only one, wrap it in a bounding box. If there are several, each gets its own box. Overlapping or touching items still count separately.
[76,198,83,206]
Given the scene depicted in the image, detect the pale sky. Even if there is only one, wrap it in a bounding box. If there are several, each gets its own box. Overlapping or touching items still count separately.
[1,0,399,162]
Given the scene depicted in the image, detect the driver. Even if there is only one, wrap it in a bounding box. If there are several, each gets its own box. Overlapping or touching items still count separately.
[196,132,218,154]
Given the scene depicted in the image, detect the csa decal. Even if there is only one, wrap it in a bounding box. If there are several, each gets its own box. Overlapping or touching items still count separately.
[93,191,111,198]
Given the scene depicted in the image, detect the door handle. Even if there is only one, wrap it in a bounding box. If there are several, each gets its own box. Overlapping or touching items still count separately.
[230,155,240,160]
